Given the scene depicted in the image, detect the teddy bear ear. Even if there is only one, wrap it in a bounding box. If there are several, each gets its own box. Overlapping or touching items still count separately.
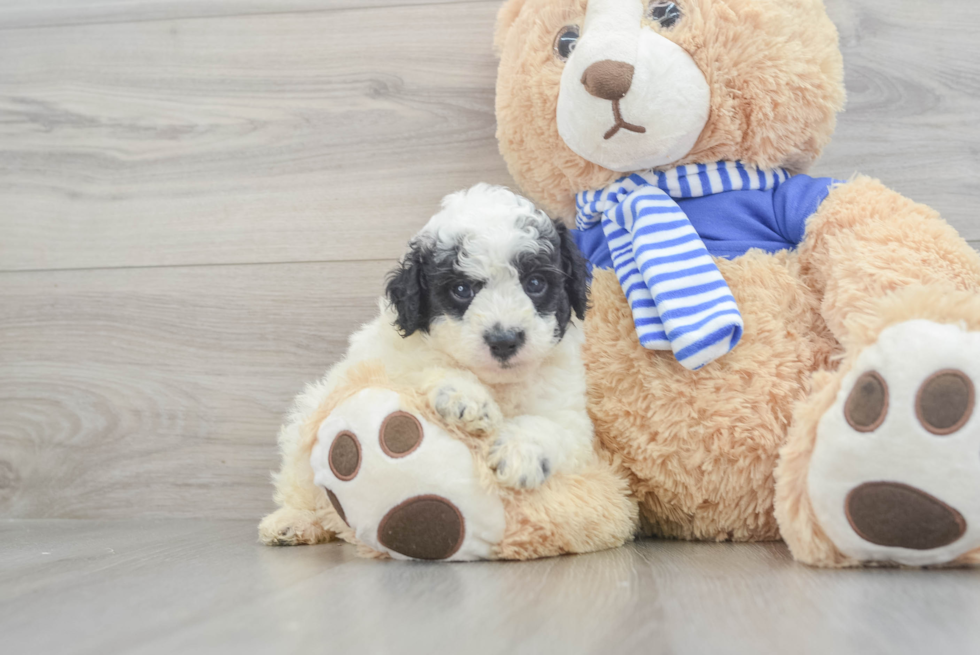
[494,0,527,55]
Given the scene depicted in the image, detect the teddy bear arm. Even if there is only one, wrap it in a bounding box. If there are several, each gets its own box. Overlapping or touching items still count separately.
[797,175,980,342]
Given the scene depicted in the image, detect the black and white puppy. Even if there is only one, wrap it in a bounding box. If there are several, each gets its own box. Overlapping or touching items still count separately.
[272,184,593,505]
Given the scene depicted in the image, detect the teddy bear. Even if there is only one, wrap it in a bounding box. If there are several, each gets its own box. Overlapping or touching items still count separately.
[492,0,980,567]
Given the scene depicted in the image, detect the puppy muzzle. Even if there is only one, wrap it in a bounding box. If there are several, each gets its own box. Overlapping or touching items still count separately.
[484,326,527,364]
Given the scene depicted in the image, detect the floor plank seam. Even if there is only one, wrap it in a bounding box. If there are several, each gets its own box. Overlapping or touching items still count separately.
[0,257,399,276]
[3,243,979,276]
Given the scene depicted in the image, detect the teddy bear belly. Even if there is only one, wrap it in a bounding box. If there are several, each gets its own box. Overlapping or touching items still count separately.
[583,250,839,541]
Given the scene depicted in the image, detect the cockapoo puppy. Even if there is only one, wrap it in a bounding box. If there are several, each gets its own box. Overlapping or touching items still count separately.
[260,183,594,546]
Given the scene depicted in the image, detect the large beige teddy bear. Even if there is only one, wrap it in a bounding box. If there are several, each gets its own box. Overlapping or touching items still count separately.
[261,0,980,568]
[494,0,980,567]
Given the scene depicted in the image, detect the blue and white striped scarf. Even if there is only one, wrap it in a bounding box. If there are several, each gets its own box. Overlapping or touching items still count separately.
[576,162,790,370]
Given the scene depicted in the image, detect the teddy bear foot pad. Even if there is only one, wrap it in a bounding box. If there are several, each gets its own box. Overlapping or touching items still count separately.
[311,388,506,561]
[808,320,980,566]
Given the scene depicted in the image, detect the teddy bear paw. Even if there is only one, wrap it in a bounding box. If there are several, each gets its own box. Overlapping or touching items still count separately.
[428,376,503,435]
[310,388,506,560]
[808,319,980,566]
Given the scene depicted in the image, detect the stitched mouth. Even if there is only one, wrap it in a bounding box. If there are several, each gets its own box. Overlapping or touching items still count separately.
[604,99,646,140]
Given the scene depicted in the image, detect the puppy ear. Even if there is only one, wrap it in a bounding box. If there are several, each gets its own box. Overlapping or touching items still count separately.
[385,240,430,336]
[555,220,590,320]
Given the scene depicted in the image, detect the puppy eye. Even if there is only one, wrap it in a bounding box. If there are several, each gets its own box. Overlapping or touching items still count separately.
[524,275,548,296]
[647,1,681,29]
[553,26,579,62]
[450,282,474,302]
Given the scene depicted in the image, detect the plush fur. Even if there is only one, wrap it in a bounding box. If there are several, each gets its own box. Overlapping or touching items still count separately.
[585,251,838,541]
[494,0,980,566]
[260,184,637,555]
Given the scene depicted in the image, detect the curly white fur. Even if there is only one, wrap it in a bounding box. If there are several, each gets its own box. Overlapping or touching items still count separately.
[260,184,595,545]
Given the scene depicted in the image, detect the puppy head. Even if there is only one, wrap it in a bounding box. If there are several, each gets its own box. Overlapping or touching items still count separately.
[385,184,589,383]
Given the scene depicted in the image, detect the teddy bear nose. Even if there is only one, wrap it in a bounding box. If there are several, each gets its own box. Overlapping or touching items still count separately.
[581,60,636,101]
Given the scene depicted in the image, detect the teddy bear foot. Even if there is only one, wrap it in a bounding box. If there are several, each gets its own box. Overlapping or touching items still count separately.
[807,319,980,566]
[310,387,506,561]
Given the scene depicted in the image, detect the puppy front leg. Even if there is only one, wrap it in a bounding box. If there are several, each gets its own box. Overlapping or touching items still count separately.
[489,414,594,489]
[419,368,503,436]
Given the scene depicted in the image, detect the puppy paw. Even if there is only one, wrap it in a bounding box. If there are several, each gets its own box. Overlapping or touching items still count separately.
[258,507,331,546]
[489,433,552,490]
[429,377,502,435]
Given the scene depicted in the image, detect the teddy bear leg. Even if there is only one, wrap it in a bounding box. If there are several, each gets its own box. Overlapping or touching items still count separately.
[310,387,508,560]
[777,298,980,567]
[494,454,640,560]
[777,178,980,567]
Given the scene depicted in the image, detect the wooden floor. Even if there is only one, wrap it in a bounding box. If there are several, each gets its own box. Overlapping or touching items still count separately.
[3,520,979,655]
[2,0,980,652]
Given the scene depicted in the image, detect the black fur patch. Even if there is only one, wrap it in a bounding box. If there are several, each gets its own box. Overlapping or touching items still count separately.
[513,220,590,339]
[385,239,482,336]
[556,221,590,322]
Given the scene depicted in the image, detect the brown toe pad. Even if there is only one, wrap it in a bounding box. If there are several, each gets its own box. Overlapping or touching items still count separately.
[846,481,966,550]
[916,369,975,435]
[380,411,423,458]
[377,495,464,560]
[844,371,889,432]
[328,431,361,480]
[324,488,349,526]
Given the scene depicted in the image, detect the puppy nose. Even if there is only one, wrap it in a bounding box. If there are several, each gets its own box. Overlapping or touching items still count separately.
[484,328,526,363]
[581,60,635,101]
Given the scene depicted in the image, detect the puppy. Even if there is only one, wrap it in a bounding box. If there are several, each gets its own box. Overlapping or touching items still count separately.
[260,184,593,546]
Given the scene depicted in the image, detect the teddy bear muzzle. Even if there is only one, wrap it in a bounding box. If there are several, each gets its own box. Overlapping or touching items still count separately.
[555,0,710,171]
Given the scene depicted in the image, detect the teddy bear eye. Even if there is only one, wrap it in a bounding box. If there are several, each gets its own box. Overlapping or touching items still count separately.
[554,26,579,62]
[647,1,682,29]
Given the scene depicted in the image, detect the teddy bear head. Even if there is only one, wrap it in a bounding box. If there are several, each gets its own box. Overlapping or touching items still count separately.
[494,0,846,218]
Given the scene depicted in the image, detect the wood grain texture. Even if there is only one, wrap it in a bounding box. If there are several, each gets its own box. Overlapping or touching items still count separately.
[0,0,494,30]
[2,521,980,655]
[0,1,511,272]
[0,261,389,519]
[818,0,980,230]
[1,0,980,521]
[1,0,979,273]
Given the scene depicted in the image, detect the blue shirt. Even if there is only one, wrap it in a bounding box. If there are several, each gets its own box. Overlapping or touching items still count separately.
[572,174,839,268]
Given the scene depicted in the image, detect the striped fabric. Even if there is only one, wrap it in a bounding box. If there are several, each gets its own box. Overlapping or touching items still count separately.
[576,162,790,370]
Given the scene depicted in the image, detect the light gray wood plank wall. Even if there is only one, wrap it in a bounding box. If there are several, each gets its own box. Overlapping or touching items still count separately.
[819,0,980,226]
[0,261,388,518]
[1,0,979,519]
[0,0,493,30]
[0,1,510,272]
